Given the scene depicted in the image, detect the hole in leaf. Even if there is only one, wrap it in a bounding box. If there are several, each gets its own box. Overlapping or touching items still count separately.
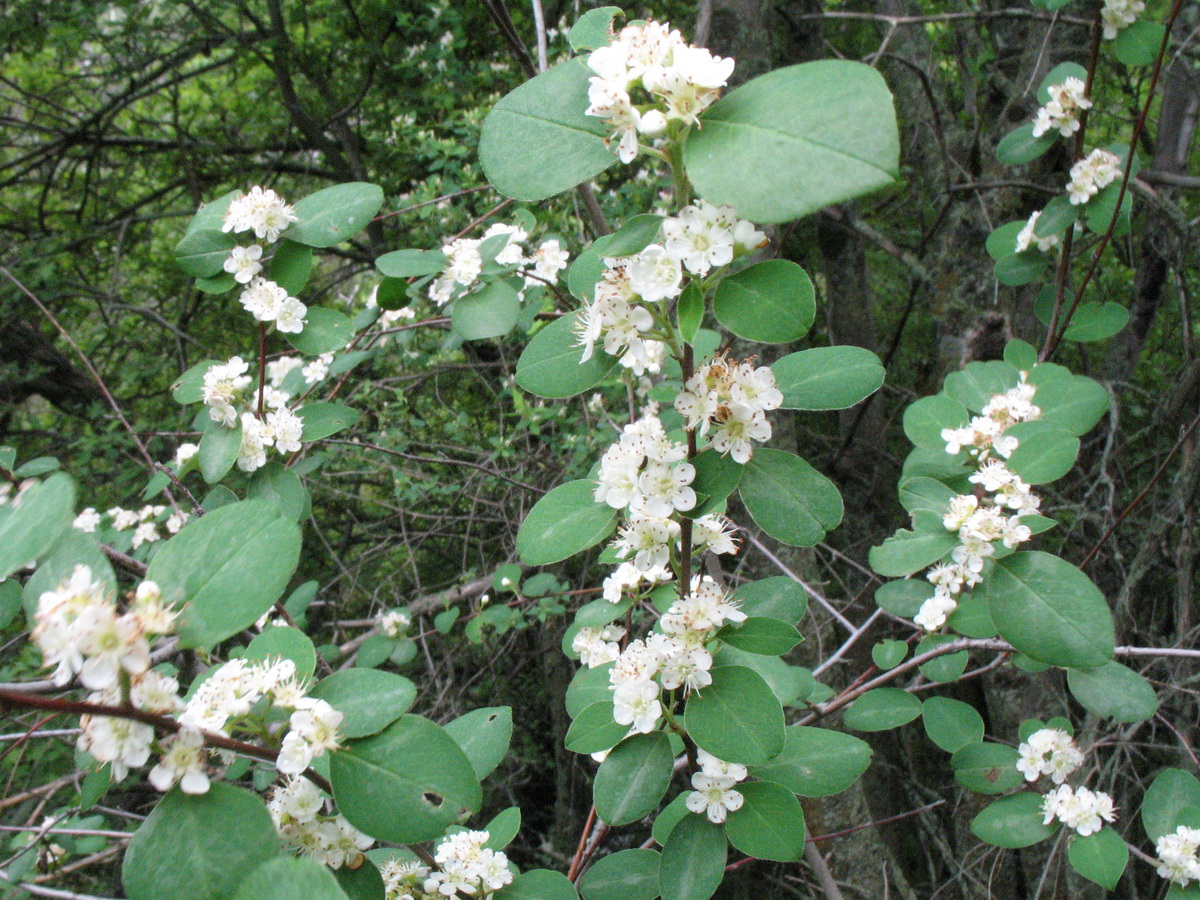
[421,791,445,808]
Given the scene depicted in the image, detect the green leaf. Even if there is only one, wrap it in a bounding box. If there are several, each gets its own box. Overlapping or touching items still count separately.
[1067,827,1128,890]
[565,701,627,754]
[310,669,416,738]
[903,394,969,448]
[686,448,742,518]
[298,402,361,441]
[594,733,674,826]
[146,500,301,650]
[376,249,447,278]
[268,241,313,295]
[898,476,957,516]
[77,764,111,811]
[871,640,908,670]
[171,360,220,404]
[996,124,1055,166]
[517,479,618,566]
[516,313,619,399]
[330,715,482,843]
[686,665,785,765]
[724,781,806,862]
[1114,19,1166,67]
[1033,195,1077,239]
[245,626,316,681]
[718,617,801,656]
[973,794,1057,849]
[945,361,1020,413]
[1067,661,1158,723]
[947,592,998,638]
[568,6,622,52]
[452,280,521,340]
[484,807,522,851]
[922,697,984,753]
[443,706,513,781]
[874,579,932,617]
[916,635,969,683]
[1143,769,1200,842]
[578,848,659,900]
[199,420,242,484]
[984,551,1115,668]
[994,251,1048,286]
[750,726,872,797]
[684,61,899,224]
[1004,339,1038,370]
[738,449,842,547]
[284,183,384,248]
[712,647,813,707]
[1062,302,1129,343]
[658,814,726,900]
[231,857,349,900]
[335,860,385,900]
[480,59,616,202]
[1029,371,1109,436]
[1037,62,1088,103]
[1005,426,1080,484]
[247,461,308,521]
[951,742,1023,795]
[712,260,815,343]
[677,283,704,344]
[772,346,884,410]
[495,870,579,900]
[596,215,664,258]
[566,663,614,717]
[985,221,1026,261]
[287,307,354,355]
[122,784,280,900]
[843,688,922,732]
[175,229,235,279]
[869,531,957,577]
[0,473,75,581]
[0,580,20,630]
[731,577,807,623]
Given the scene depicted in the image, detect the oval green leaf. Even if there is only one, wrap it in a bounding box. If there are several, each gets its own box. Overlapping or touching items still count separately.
[517,479,619,566]
[738,449,842,547]
[594,733,674,826]
[284,183,384,248]
[971,793,1056,848]
[724,781,806,862]
[309,669,417,738]
[578,848,659,900]
[685,665,785,765]
[712,260,815,343]
[749,725,872,797]
[658,814,726,900]
[772,346,884,410]
[922,696,985,753]
[516,313,620,399]
[1067,661,1158,723]
[843,688,922,732]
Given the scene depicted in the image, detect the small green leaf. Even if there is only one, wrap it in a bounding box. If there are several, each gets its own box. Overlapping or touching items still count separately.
[843,688,922,732]
[718,617,801,656]
[309,669,416,738]
[871,640,908,670]
[1114,19,1166,67]
[874,579,932,617]
[443,707,513,781]
[566,663,614,718]
[686,665,785,764]
[596,215,664,258]
[578,848,659,900]
[199,420,242,484]
[330,715,482,843]
[245,626,316,681]
[1037,63,1088,103]
[951,742,1023,795]
[749,726,872,797]
[945,361,1020,413]
[731,577,807,623]
[494,869,579,900]
[1143,769,1200,842]
[772,346,884,410]
[0,473,75,581]
[922,697,984,753]
[565,701,627,754]
[175,230,235,279]
[996,124,1055,165]
[517,480,618,566]
[724,781,807,862]
[658,814,726,900]
[484,807,522,851]
[231,857,349,900]
[712,260,815,343]
[376,249,447,278]
[568,6,622,52]
[452,280,521,340]
[287,307,354,355]
[1005,426,1080,485]
[903,394,969,448]
[971,793,1056,848]
[1067,660,1158,723]
[268,240,313,294]
[594,733,674,826]
[686,448,742,518]
[516,313,619,399]
[284,183,384,248]
[172,360,220,404]
[677,283,704,344]
[298,402,361,441]
[1067,827,1128,890]
[738,449,842,547]
[246,461,308,521]
[869,531,957,578]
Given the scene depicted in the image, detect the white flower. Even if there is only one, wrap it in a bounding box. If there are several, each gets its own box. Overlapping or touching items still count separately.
[1156,826,1200,886]
[1067,148,1121,205]
[1031,77,1091,139]
[222,186,298,243]
[274,297,307,333]
[223,244,264,283]
[239,276,287,322]
[1014,210,1060,254]
[73,508,100,533]
[267,407,304,454]
[663,201,735,275]
[174,442,200,467]
[1101,0,1145,39]
[685,772,744,823]
[302,353,332,384]
[573,624,626,668]
[627,244,683,302]
[612,678,662,734]
[692,514,739,555]
[710,402,771,464]
[378,609,411,638]
[634,461,696,517]
[614,515,680,571]
[1041,784,1116,836]
[149,728,210,794]
[1016,728,1084,784]
[78,704,154,782]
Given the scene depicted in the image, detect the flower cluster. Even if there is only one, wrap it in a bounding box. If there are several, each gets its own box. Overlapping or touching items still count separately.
[198,355,306,474]
[78,675,179,782]
[572,623,626,668]
[220,187,307,333]
[1016,728,1085,784]
[916,378,1043,630]
[606,575,745,734]
[428,223,569,307]
[1014,210,1059,255]
[378,608,412,638]
[1031,77,1091,139]
[686,749,747,824]
[268,777,373,869]
[1067,148,1121,206]
[237,406,305,473]
[575,201,765,377]
[584,20,735,162]
[674,354,782,464]
[381,858,432,900]
[1156,825,1200,886]
[202,356,253,427]
[74,503,188,547]
[32,568,174,690]
[1041,784,1117,837]
[1101,0,1145,40]
[424,830,513,898]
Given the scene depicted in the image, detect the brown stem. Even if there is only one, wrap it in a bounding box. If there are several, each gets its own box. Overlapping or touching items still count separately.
[257,322,268,418]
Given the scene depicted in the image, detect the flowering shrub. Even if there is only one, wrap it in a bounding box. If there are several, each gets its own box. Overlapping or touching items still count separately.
[0,3,1195,900]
